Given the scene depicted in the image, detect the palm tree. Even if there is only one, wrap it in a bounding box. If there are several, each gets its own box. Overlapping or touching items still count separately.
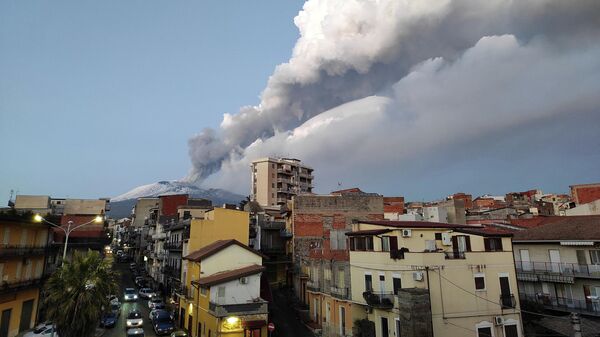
[44,250,119,337]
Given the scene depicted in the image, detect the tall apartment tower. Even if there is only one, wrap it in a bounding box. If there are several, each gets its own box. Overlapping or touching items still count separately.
[251,157,314,207]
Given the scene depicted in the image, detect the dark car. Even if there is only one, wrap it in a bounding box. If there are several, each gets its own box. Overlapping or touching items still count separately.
[100,312,118,328]
[152,311,175,335]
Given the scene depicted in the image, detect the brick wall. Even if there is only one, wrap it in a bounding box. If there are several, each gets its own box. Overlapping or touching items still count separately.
[571,184,600,205]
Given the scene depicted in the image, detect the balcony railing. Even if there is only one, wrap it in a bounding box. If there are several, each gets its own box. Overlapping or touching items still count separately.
[164,265,182,279]
[261,221,285,230]
[0,245,46,257]
[280,228,293,238]
[151,232,167,240]
[209,301,268,318]
[0,276,45,295]
[330,286,349,300]
[165,241,183,251]
[500,294,517,309]
[183,227,190,240]
[520,294,600,316]
[444,251,466,260]
[516,261,600,279]
[363,291,395,309]
[307,280,321,292]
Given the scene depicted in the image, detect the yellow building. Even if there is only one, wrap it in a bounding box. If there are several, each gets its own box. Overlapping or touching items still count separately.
[182,240,268,337]
[0,214,50,337]
[178,208,268,336]
[347,221,522,337]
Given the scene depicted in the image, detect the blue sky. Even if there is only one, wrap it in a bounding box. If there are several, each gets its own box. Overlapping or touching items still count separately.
[0,1,303,199]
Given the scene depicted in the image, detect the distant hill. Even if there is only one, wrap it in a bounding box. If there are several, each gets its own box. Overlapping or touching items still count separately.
[108,180,245,218]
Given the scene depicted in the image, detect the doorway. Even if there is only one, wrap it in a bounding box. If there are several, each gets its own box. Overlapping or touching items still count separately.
[381,317,389,337]
[499,276,513,308]
[1,309,11,337]
[19,299,34,332]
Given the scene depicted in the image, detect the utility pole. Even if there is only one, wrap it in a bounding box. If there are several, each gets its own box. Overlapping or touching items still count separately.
[571,312,582,337]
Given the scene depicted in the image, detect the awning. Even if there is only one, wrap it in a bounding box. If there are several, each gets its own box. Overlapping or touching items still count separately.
[560,241,595,246]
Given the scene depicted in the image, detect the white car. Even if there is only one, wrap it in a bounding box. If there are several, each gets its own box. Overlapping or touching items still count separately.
[139,288,156,299]
[124,287,138,301]
[24,323,59,337]
[126,310,143,330]
[147,297,164,310]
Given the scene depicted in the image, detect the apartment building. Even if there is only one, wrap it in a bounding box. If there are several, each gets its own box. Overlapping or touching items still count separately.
[347,220,522,337]
[0,213,51,337]
[512,215,600,316]
[570,183,600,205]
[251,157,314,207]
[177,208,252,337]
[289,190,384,337]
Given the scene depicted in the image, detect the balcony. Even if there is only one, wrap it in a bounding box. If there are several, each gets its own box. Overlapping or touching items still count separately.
[520,294,600,317]
[444,251,466,260]
[165,241,183,251]
[516,261,600,279]
[261,221,285,230]
[0,245,46,257]
[330,286,349,300]
[500,294,517,309]
[151,232,167,240]
[363,291,395,309]
[0,276,45,295]
[209,301,268,318]
[183,227,190,240]
[164,265,182,279]
[175,286,194,300]
[307,280,321,292]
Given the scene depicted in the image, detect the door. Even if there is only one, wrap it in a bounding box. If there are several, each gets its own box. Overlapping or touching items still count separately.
[504,324,519,337]
[1,309,11,337]
[520,249,531,271]
[389,236,398,258]
[499,276,513,308]
[395,319,401,337]
[179,308,185,328]
[549,249,561,273]
[379,274,385,292]
[576,250,587,273]
[381,317,389,337]
[339,306,345,336]
[19,299,34,332]
[365,274,373,292]
[187,315,192,334]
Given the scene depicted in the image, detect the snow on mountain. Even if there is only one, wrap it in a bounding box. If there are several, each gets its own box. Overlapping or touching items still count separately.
[108,181,245,218]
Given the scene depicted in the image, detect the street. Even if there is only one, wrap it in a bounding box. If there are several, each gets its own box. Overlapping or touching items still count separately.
[103,262,161,337]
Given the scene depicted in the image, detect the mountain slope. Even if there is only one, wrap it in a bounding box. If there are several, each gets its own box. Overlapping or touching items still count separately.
[108,181,245,218]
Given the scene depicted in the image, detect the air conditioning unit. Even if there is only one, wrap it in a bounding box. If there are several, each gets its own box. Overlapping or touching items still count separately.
[413,271,424,281]
[441,232,452,246]
[239,277,248,284]
[494,316,504,326]
[402,229,412,237]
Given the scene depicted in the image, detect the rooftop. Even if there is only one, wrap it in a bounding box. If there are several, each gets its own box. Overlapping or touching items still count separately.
[359,220,475,229]
[184,239,266,262]
[193,264,265,287]
[513,216,600,241]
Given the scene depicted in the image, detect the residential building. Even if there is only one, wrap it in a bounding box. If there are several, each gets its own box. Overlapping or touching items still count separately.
[570,183,600,205]
[347,220,522,337]
[13,196,51,215]
[452,193,473,210]
[0,213,52,337]
[289,190,384,337]
[512,215,600,316]
[177,208,251,337]
[251,157,314,207]
[564,199,600,216]
[383,197,404,221]
[183,240,268,337]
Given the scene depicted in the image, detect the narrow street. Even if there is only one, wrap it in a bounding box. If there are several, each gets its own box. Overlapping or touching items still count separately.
[270,288,313,337]
[103,262,160,337]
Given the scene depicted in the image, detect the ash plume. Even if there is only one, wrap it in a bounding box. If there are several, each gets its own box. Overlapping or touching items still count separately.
[187,0,600,184]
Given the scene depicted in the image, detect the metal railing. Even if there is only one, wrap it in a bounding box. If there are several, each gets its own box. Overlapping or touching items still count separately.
[330,286,349,300]
[520,294,600,316]
[0,276,45,295]
[500,294,516,309]
[209,301,268,318]
[444,251,466,260]
[261,221,285,230]
[307,280,321,292]
[280,228,293,238]
[363,291,395,309]
[0,244,46,257]
[516,261,600,278]
[165,241,183,250]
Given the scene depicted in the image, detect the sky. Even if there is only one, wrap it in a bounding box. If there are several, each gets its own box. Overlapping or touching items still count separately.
[2,0,600,203]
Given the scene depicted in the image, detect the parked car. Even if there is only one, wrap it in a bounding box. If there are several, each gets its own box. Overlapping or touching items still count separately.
[100,312,118,328]
[24,324,59,337]
[148,297,164,310]
[139,287,156,299]
[129,262,137,270]
[125,310,143,330]
[170,330,188,337]
[124,287,138,301]
[126,328,145,337]
[152,311,175,335]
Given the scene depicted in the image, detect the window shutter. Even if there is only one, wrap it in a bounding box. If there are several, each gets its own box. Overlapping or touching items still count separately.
[484,238,491,251]
[451,235,458,250]
[497,238,503,251]
[465,236,472,252]
[330,231,338,250]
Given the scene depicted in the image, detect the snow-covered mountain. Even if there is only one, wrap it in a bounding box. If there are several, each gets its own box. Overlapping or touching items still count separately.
[108,181,245,218]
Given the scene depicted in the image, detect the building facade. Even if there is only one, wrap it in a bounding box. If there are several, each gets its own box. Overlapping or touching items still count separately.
[251,157,314,207]
[348,220,522,337]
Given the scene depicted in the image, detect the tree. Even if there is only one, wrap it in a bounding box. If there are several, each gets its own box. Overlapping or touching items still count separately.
[44,250,119,337]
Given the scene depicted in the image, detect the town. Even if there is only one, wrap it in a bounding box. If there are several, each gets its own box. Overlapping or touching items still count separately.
[2,157,600,337]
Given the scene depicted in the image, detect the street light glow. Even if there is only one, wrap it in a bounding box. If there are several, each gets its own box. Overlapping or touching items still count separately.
[94,215,104,223]
[33,214,43,222]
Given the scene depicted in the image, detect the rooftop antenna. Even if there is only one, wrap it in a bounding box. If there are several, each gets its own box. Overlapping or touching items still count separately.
[7,189,15,207]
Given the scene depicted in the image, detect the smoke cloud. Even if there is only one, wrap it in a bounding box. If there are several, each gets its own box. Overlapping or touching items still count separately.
[187,0,600,193]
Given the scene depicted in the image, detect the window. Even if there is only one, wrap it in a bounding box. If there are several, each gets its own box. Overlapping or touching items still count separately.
[477,327,492,337]
[590,250,600,265]
[434,233,442,240]
[272,183,275,188]
[379,274,386,292]
[217,286,225,299]
[484,238,503,252]
[337,267,345,288]
[200,287,207,296]
[324,268,331,281]
[350,236,374,251]
[365,274,373,292]
[330,230,347,250]
[504,324,518,337]
[474,273,486,291]
[393,276,402,295]
[381,236,390,252]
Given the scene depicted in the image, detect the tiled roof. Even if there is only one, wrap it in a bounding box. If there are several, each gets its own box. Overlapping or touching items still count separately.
[510,215,600,229]
[184,239,266,262]
[193,264,265,287]
[513,216,600,241]
[454,227,513,237]
[346,229,392,236]
[359,220,475,229]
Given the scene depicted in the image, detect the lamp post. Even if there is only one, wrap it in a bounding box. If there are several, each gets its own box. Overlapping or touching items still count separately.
[34,214,104,265]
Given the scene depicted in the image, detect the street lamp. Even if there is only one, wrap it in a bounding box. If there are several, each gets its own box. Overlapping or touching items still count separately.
[34,214,104,265]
